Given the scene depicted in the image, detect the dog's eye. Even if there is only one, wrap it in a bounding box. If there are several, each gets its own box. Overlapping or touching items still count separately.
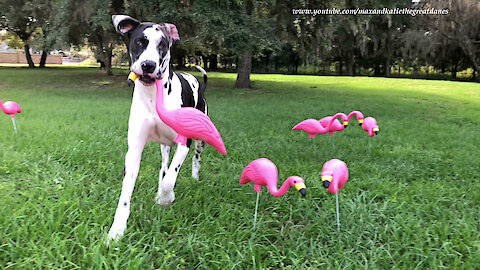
[136,38,147,47]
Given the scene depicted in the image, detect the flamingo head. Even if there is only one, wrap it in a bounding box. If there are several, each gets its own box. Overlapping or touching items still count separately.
[288,176,306,197]
[358,118,364,126]
[338,113,349,129]
[371,126,379,136]
[321,173,333,189]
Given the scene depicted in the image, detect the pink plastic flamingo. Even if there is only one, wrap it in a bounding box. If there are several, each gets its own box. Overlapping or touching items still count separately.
[155,79,226,155]
[362,117,379,137]
[347,110,364,126]
[240,158,306,197]
[0,98,22,133]
[292,113,348,138]
[319,113,349,136]
[321,159,349,194]
[321,158,349,231]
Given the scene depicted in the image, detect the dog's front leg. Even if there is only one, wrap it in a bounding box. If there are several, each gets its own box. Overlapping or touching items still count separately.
[156,143,189,206]
[107,129,147,242]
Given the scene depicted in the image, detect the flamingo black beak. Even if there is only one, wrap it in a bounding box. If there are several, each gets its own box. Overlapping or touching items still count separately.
[295,183,307,197]
[127,72,138,87]
[343,121,349,128]
[373,127,379,135]
[358,119,363,126]
[322,175,332,189]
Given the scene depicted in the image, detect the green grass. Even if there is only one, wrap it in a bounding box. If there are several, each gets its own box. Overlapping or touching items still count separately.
[1,67,480,269]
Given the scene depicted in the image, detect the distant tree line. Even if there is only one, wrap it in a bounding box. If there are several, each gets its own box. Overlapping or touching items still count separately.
[0,0,479,85]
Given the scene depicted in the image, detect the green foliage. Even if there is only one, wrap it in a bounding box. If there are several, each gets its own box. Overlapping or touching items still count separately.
[1,68,480,268]
[0,32,24,49]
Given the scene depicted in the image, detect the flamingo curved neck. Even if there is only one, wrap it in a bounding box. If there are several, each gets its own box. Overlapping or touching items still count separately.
[267,178,292,197]
[0,99,5,113]
[348,111,362,121]
[326,113,346,130]
[155,79,168,121]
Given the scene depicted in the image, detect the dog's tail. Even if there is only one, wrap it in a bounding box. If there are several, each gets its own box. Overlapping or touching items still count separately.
[195,65,208,91]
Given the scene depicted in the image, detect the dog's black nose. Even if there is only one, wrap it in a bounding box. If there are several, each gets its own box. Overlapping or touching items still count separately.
[141,60,156,74]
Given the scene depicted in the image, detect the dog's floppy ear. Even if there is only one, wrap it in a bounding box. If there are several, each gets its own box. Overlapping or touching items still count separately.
[159,23,180,44]
[112,15,140,35]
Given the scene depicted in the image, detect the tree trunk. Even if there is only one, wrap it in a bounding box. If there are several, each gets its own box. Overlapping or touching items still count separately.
[385,56,391,77]
[346,58,354,76]
[452,63,457,79]
[384,26,392,78]
[208,54,217,70]
[338,60,343,75]
[39,50,48,68]
[105,47,113,76]
[24,44,35,68]
[235,50,252,88]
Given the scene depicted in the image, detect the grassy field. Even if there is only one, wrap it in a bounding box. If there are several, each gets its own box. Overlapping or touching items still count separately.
[1,67,480,269]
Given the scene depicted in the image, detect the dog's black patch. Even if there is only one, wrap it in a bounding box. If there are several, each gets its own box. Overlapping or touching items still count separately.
[177,73,196,108]
[128,23,155,63]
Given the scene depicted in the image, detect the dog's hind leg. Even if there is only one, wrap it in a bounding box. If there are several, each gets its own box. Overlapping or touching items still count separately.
[108,131,147,242]
[192,140,205,180]
[156,143,190,206]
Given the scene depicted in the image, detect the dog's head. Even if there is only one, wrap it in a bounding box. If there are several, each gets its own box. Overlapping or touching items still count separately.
[112,15,179,86]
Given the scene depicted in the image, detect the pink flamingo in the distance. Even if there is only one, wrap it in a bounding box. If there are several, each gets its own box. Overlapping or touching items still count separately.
[347,110,364,126]
[319,112,349,136]
[321,159,349,194]
[240,158,306,197]
[362,117,379,137]
[0,98,22,133]
[155,79,226,155]
[292,112,348,138]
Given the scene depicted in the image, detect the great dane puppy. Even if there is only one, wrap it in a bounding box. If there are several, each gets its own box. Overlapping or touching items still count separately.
[108,15,207,241]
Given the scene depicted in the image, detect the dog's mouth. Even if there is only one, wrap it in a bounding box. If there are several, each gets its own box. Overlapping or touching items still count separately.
[138,74,155,86]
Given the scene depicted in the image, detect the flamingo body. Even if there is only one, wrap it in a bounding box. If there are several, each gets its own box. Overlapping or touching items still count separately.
[362,117,379,137]
[0,99,22,119]
[240,158,306,197]
[155,79,227,155]
[292,119,326,139]
[347,110,364,126]
[292,113,348,138]
[321,159,349,194]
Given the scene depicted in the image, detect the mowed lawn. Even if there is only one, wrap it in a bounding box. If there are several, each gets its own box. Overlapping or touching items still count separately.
[1,67,480,269]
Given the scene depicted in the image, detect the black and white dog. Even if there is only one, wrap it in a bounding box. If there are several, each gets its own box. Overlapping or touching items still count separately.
[108,15,208,241]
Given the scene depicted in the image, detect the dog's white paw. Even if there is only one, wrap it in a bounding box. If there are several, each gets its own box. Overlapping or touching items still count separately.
[156,190,175,206]
[192,171,199,180]
[106,225,126,246]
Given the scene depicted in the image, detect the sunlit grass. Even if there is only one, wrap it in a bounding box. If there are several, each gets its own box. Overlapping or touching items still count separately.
[1,67,480,268]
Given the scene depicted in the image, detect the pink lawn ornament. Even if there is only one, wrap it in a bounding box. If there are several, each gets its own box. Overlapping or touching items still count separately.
[291,119,325,139]
[347,110,364,126]
[321,158,349,231]
[155,79,227,155]
[292,113,349,138]
[0,98,22,133]
[362,117,379,137]
[240,158,306,197]
[319,113,349,136]
[321,159,349,194]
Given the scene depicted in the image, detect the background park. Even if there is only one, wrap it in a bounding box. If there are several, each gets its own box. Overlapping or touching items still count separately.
[1,0,480,268]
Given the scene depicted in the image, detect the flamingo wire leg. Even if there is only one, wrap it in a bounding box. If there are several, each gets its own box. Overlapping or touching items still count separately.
[368,138,371,153]
[336,193,340,232]
[253,191,260,230]
[11,118,17,134]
